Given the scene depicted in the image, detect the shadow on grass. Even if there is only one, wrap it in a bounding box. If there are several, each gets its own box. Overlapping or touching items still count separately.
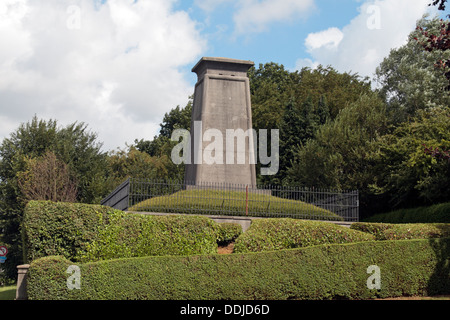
[0,286,16,300]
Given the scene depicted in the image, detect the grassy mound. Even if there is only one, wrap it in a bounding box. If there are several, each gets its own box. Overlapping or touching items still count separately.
[129,189,342,221]
[233,218,374,253]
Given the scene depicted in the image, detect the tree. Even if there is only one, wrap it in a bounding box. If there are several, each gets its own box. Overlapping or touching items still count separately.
[249,62,300,130]
[248,63,372,132]
[419,1,450,88]
[294,65,372,119]
[133,99,193,181]
[17,150,78,203]
[370,107,450,209]
[106,146,176,187]
[0,116,107,279]
[376,17,450,123]
[286,94,389,216]
[272,97,329,185]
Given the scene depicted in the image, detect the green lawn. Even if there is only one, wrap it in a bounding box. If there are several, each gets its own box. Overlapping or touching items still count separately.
[0,286,16,300]
[129,189,343,221]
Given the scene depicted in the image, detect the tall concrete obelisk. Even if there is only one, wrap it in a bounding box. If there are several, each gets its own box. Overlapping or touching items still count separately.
[185,57,257,187]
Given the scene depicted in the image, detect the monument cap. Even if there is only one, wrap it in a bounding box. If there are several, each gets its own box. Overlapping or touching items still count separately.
[192,57,254,79]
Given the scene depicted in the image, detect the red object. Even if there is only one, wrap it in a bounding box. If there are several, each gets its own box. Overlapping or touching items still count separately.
[0,246,7,256]
[245,185,249,216]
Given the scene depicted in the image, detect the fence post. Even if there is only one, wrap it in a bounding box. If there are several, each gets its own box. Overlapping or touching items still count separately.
[245,185,249,216]
[16,264,30,300]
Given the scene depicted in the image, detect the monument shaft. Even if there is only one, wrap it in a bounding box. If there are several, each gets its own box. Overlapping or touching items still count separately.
[185,57,257,187]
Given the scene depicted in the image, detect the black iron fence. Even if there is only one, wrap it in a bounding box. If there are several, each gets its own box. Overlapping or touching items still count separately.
[101,178,359,222]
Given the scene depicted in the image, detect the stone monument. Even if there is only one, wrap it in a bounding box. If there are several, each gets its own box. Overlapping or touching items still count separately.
[185,57,257,187]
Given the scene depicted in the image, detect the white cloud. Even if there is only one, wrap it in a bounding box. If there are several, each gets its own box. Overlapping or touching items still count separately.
[233,0,316,34]
[305,27,344,51]
[298,0,434,79]
[194,0,233,13]
[294,58,319,71]
[0,0,206,151]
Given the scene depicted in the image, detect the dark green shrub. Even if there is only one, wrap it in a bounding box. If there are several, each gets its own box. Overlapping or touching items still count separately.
[351,222,450,240]
[80,212,220,262]
[233,219,374,253]
[22,201,122,263]
[27,238,450,300]
[216,223,242,243]
[365,202,450,223]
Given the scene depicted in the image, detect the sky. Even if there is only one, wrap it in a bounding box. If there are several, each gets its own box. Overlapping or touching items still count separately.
[0,0,440,152]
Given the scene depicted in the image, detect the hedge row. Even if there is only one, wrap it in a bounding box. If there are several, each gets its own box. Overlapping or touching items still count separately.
[22,201,122,263]
[351,222,450,240]
[80,212,227,262]
[27,238,450,300]
[365,202,450,223]
[22,201,242,263]
[233,219,374,253]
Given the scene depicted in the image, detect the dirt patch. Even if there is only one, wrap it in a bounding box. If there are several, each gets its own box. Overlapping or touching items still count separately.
[218,242,235,254]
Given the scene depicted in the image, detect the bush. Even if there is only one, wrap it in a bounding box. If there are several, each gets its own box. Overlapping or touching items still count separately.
[81,212,221,262]
[216,223,242,244]
[129,189,343,221]
[22,201,231,264]
[22,201,122,263]
[27,238,450,300]
[365,202,450,223]
[233,219,374,253]
[351,222,450,240]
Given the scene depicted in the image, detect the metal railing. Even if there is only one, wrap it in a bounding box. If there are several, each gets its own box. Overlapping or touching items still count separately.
[101,178,359,222]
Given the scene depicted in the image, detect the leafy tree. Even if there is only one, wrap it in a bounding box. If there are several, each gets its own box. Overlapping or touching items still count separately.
[133,99,193,181]
[159,100,193,139]
[419,1,450,88]
[370,107,450,209]
[376,17,450,122]
[0,116,107,279]
[286,94,389,216]
[272,97,329,185]
[106,146,176,186]
[249,62,300,130]
[294,65,372,119]
[249,63,372,132]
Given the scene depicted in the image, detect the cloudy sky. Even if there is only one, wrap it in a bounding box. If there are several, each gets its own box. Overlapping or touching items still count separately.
[0,0,439,152]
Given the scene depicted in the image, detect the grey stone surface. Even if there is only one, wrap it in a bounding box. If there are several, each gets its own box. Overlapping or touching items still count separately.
[185,57,257,187]
[16,264,30,300]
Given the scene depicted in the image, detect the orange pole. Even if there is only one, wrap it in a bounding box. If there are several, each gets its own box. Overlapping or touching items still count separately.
[246,185,249,216]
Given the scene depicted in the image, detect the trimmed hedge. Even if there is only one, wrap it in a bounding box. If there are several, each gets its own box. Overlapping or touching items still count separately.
[233,219,374,253]
[216,223,242,244]
[81,212,222,262]
[27,238,450,300]
[129,189,343,221]
[22,201,240,263]
[22,201,122,263]
[365,202,450,223]
[351,222,450,240]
